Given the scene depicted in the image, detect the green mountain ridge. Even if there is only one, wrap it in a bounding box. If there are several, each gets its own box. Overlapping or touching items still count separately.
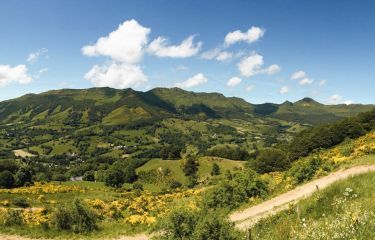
[0,87,373,126]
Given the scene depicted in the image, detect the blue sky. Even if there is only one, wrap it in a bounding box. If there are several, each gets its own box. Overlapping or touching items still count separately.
[0,0,374,104]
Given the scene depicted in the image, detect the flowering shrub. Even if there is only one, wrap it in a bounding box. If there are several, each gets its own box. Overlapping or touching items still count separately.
[84,188,203,226]
[321,131,375,163]
[0,182,85,195]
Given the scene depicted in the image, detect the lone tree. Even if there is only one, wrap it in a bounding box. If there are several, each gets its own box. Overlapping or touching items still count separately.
[183,154,199,177]
[104,169,125,188]
[210,163,220,176]
[182,154,199,187]
[0,170,15,189]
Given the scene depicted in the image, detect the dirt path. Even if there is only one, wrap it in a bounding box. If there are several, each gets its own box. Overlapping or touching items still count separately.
[229,165,375,230]
[2,165,374,239]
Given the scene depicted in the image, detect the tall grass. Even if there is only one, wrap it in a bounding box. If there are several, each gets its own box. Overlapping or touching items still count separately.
[251,172,375,240]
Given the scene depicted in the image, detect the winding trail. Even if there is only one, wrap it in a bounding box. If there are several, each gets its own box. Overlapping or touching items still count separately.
[1,165,374,239]
[230,165,375,230]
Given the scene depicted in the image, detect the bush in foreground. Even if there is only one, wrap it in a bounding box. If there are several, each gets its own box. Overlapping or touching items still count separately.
[204,169,268,209]
[251,148,289,174]
[53,199,97,233]
[160,208,242,240]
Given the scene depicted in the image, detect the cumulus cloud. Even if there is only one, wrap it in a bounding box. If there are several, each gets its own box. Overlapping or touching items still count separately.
[175,73,207,89]
[225,26,265,46]
[148,35,201,58]
[279,86,289,94]
[84,63,147,89]
[0,64,32,87]
[299,78,313,85]
[237,53,280,77]
[238,54,263,77]
[246,85,255,92]
[27,48,48,63]
[82,19,204,88]
[291,70,306,80]
[82,19,150,64]
[227,77,242,87]
[82,19,152,88]
[344,100,353,105]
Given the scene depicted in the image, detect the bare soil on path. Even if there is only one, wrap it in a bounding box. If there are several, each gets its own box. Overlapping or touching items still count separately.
[2,165,374,239]
[230,165,375,230]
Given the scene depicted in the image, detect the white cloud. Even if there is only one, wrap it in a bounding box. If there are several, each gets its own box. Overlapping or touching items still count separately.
[237,53,280,77]
[227,77,242,87]
[238,54,263,77]
[27,48,48,63]
[263,64,281,75]
[175,73,207,89]
[201,48,233,62]
[148,35,201,58]
[299,78,313,85]
[318,80,326,86]
[327,94,353,105]
[216,51,233,61]
[327,94,343,104]
[34,68,48,79]
[82,19,150,64]
[225,26,265,46]
[279,86,289,94]
[0,64,32,87]
[246,85,255,92]
[201,48,220,60]
[84,63,147,89]
[291,70,307,80]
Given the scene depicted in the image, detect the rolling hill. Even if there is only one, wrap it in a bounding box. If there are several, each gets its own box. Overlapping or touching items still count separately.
[0,87,372,126]
[0,87,373,162]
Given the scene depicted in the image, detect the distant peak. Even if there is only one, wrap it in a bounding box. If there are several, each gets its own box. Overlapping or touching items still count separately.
[295,97,320,105]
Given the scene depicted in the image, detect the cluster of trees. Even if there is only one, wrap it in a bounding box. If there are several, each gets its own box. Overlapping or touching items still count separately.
[102,160,141,188]
[286,109,375,161]
[248,108,375,175]
[206,145,249,160]
[0,160,33,188]
[204,169,268,209]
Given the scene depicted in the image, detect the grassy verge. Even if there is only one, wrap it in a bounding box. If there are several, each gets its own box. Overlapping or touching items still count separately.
[251,172,375,240]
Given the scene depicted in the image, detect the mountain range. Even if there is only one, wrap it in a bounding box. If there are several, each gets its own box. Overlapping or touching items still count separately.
[0,87,372,126]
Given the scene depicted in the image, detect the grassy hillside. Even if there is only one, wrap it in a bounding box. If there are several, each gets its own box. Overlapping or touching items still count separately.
[255,97,374,125]
[252,171,375,240]
[1,87,372,166]
[136,156,245,190]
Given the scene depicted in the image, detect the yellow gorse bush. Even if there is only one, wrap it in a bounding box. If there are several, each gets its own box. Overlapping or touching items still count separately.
[22,208,49,226]
[321,131,375,163]
[0,182,85,195]
[0,207,50,226]
[85,188,203,226]
[0,200,10,207]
